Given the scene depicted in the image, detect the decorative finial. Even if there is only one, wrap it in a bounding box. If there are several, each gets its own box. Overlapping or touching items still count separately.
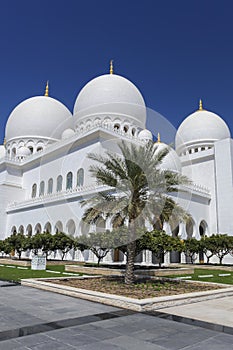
[110,60,114,74]
[199,99,203,111]
[157,132,161,143]
[44,81,49,97]
[3,137,6,146]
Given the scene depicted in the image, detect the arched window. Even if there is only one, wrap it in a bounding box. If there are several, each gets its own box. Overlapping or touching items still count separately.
[12,147,16,156]
[66,172,73,190]
[37,147,43,152]
[32,184,37,198]
[39,181,45,196]
[56,175,63,192]
[48,178,53,194]
[77,168,84,187]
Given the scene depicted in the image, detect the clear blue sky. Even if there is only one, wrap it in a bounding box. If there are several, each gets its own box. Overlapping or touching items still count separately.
[0,0,233,143]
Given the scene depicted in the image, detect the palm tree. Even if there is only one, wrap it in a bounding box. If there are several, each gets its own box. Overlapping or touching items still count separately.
[81,140,190,284]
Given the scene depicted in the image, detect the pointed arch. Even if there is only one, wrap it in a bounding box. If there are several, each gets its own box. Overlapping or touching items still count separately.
[18,225,24,234]
[35,223,42,234]
[66,219,76,236]
[55,221,63,233]
[44,222,52,233]
[26,224,32,237]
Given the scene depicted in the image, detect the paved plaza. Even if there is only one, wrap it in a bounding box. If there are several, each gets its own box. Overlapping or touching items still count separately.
[0,281,233,349]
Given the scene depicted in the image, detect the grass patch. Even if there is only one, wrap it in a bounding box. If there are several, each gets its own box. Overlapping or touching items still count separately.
[0,264,81,282]
[165,268,233,284]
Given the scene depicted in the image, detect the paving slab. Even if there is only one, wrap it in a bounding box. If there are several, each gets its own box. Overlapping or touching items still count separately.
[0,284,233,349]
[161,295,233,328]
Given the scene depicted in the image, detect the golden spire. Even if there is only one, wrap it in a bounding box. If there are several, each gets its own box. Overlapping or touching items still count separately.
[3,137,6,146]
[44,81,49,97]
[157,132,161,143]
[110,60,114,74]
[199,99,203,111]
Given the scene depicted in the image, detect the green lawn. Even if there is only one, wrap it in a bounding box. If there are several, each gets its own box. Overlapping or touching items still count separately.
[165,268,233,285]
[0,263,81,282]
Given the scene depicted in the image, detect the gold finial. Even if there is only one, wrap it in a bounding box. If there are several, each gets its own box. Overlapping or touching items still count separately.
[199,99,203,111]
[157,132,161,143]
[3,137,6,146]
[110,60,114,74]
[44,81,49,97]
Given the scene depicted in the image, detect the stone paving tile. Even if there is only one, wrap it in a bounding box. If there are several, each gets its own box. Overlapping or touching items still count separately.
[103,335,168,350]
[1,284,233,350]
[182,333,233,350]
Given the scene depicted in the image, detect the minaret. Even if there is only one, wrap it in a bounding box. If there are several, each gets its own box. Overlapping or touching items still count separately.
[44,81,49,97]
[110,60,114,74]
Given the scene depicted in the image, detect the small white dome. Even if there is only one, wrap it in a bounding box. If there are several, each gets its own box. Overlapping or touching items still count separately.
[5,96,72,142]
[138,129,153,141]
[176,108,230,153]
[73,74,146,128]
[62,128,75,140]
[155,142,181,173]
[16,146,31,157]
[0,145,5,159]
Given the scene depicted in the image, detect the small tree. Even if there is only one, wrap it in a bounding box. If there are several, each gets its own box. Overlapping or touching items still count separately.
[199,236,215,263]
[181,238,200,264]
[5,233,29,259]
[139,230,182,267]
[78,230,114,266]
[53,232,74,260]
[206,234,233,265]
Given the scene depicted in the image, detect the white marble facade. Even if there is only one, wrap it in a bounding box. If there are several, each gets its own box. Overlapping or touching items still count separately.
[0,69,232,264]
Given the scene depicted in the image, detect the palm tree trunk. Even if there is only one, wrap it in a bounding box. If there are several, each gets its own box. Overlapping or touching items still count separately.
[125,240,136,285]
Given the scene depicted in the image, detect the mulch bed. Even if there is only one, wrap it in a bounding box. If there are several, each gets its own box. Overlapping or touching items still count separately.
[50,277,222,299]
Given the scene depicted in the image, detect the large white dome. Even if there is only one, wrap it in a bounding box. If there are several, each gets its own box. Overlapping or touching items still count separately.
[73,74,146,128]
[5,96,72,142]
[176,107,230,153]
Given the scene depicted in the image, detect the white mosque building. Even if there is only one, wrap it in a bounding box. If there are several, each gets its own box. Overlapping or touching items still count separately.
[0,62,232,264]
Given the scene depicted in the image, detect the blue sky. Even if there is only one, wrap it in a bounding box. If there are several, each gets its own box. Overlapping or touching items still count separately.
[0,0,233,143]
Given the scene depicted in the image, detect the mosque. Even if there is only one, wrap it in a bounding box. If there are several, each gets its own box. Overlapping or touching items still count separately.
[0,61,232,264]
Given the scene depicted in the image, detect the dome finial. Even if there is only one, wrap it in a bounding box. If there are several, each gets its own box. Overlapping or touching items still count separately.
[157,132,161,143]
[110,60,114,74]
[3,137,6,146]
[44,81,49,97]
[199,99,203,111]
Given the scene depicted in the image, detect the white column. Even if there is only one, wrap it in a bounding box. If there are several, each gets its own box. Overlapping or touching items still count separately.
[178,222,187,240]
[180,252,186,264]
[141,250,147,264]
[164,252,170,265]
[146,250,152,264]
[163,222,172,236]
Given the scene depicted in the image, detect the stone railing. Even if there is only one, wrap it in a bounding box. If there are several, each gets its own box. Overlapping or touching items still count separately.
[7,184,111,211]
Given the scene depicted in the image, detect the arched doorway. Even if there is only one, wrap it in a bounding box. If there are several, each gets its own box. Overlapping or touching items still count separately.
[44,222,52,233]
[170,225,180,263]
[199,220,208,263]
[18,225,24,235]
[55,221,63,233]
[26,224,32,237]
[35,223,42,234]
[66,219,76,236]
